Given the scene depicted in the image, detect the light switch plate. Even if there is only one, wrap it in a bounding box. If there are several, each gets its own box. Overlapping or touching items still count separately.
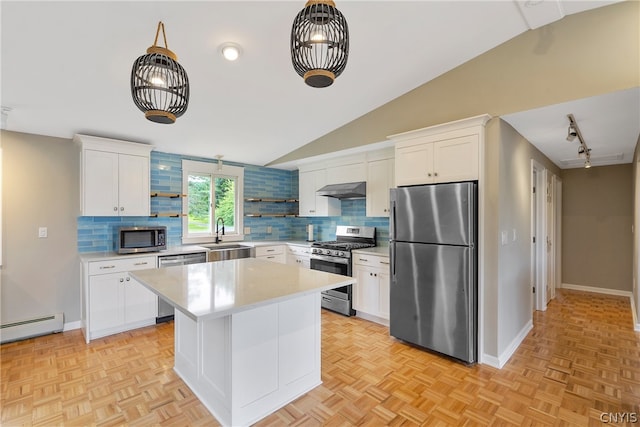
[267,226,272,234]
[501,231,508,245]
[38,227,48,238]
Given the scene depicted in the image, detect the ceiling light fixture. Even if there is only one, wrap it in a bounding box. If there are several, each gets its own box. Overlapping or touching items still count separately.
[567,114,592,169]
[566,124,577,142]
[131,21,189,124]
[290,0,349,88]
[220,43,242,61]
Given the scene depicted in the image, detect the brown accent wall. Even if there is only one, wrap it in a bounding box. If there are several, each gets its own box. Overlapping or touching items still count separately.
[561,165,633,291]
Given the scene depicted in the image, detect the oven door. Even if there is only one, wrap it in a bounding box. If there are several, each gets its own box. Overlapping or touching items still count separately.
[310,255,351,298]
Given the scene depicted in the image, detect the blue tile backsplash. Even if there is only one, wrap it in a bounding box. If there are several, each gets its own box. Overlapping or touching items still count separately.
[77,151,389,252]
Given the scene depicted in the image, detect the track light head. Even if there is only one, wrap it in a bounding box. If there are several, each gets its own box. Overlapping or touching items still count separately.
[566,125,577,142]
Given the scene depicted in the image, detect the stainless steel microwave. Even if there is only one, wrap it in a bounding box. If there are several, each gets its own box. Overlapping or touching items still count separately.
[117,226,167,254]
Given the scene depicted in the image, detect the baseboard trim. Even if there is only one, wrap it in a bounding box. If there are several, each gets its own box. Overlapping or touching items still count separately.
[560,283,632,298]
[630,294,640,332]
[561,283,639,331]
[63,320,81,332]
[481,319,532,370]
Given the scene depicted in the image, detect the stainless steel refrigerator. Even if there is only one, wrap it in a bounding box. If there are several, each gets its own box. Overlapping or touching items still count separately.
[389,181,477,363]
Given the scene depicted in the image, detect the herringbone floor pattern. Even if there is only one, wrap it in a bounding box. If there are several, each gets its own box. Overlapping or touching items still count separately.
[1,289,639,426]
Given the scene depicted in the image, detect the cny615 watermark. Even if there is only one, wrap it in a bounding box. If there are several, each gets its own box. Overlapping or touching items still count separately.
[600,412,638,423]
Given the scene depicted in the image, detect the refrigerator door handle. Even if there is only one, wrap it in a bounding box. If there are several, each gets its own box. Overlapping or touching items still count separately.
[390,244,396,278]
[389,198,396,241]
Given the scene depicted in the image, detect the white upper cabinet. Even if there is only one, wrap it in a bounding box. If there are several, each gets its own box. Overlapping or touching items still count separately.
[326,161,366,185]
[298,168,340,217]
[390,114,490,187]
[76,134,152,216]
[366,156,394,217]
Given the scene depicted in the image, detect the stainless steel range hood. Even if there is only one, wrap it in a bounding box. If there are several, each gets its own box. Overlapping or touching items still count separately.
[316,181,366,199]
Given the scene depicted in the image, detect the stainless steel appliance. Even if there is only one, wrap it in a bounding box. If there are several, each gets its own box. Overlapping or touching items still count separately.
[389,182,477,363]
[311,225,376,316]
[117,226,167,254]
[156,251,207,323]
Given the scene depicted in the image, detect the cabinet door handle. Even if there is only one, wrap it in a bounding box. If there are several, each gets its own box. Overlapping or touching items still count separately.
[379,261,390,265]
[119,278,124,282]
[134,261,149,266]
[267,256,275,259]
[113,207,118,211]
[100,265,116,270]
[359,258,368,262]
[120,207,124,211]
[126,277,130,281]
[427,173,432,177]
[434,172,438,177]
[266,249,275,252]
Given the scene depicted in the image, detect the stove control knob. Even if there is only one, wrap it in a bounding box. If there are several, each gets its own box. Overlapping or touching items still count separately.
[338,251,345,257]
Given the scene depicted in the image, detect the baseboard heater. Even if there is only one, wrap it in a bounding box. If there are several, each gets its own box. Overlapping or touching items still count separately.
[0,312,64,344]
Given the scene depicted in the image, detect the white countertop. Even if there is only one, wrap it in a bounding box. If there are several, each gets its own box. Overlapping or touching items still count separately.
[79,245,208,262]
[352,246,390,257]
[130,258,354,321]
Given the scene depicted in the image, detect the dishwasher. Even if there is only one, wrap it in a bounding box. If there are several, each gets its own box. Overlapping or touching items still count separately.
[156,252,207,323]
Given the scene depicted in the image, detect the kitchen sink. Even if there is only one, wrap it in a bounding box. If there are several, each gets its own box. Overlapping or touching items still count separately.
[202,244,255,262]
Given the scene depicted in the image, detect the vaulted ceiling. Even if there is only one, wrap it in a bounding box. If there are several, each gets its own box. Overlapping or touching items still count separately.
[1,1,636,169]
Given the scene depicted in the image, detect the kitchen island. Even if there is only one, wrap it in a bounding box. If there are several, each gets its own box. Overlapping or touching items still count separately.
[130,258,354,427]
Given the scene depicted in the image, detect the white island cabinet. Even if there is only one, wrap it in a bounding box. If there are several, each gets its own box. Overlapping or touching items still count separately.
[130,258,354,427]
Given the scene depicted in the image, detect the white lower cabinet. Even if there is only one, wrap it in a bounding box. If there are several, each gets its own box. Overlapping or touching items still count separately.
[82,256,157,343]
[352,253,390,324]
[286,245,311,268]
[256,245,286,264]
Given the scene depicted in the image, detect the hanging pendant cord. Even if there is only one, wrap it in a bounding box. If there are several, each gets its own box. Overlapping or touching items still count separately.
[152,21,169,49]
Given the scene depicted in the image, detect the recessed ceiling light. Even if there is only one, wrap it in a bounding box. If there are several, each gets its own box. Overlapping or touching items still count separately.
[220,43,242,61]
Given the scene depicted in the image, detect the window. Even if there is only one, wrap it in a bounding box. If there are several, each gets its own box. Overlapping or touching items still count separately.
[182,159,244,243]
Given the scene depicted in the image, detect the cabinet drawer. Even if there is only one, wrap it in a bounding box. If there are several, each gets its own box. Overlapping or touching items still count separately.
[352,254,390,269]
[287,245,311,256]
[257,253,286,264]
[255,245,285,257]
[88,256,156,275]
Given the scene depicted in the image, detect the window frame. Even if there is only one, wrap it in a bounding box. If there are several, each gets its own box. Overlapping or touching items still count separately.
[181,159,244,244]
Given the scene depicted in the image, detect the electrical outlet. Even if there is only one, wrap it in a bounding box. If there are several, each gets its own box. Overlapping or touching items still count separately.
[38,227,48,238]
[244,227,251,235]
[267,226,272,234]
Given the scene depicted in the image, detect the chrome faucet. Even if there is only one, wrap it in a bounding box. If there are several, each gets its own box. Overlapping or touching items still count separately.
[215,217,225,243]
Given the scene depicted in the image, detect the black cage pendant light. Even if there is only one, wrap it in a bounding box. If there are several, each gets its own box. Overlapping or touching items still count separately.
[131,21,189,124]
[290,0,349,88]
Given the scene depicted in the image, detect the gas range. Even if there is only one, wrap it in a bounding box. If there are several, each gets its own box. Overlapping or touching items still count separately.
[310,225,376,317]
[311,226,376,258]
[311,241,376,259]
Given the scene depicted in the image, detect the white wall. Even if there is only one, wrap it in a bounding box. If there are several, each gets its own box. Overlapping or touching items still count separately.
[482,119,561,366]
[1,131,80,325]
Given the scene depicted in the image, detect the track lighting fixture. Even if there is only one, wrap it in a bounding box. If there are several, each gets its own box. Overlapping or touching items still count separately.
[566,114,592,169]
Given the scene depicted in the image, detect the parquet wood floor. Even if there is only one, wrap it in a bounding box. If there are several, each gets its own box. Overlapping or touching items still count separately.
[2,289,639,426]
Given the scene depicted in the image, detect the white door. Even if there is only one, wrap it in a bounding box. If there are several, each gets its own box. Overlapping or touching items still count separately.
[118,153,150,216]
[433,135,479,182]
[83,150,119,216]
[124,275,157,323]
[366,158,393,217]
[395,141,433,186]
[545,171,554,304]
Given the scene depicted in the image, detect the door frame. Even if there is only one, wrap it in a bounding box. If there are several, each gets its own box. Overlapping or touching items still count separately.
[531,160,547,311]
